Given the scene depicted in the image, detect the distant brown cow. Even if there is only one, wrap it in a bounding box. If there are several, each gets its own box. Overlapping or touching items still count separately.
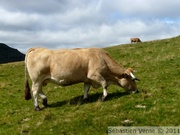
[25,48,140,111]
[130,38,141,43]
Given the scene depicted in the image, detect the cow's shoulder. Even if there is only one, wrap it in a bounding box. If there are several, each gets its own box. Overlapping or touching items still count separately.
[82,48,107,54]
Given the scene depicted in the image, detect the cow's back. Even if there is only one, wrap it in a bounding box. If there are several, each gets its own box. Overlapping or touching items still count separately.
[26,47,122,85]
[49,48,89,83]
[26,48,107,84]
[49,48,109,83]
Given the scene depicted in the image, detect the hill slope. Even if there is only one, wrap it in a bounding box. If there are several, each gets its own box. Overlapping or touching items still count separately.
[0,36,179,134]
[0,43,25,64]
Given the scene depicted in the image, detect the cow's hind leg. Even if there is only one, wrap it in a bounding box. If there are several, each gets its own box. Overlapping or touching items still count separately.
[32,82,43,111]
[39,90,48,107]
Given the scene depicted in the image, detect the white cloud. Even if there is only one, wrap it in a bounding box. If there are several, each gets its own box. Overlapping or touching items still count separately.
[0,0,179,53]
[115,0,180,19]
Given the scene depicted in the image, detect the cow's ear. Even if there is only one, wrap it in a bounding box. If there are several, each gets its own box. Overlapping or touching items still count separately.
[122,73,128,78]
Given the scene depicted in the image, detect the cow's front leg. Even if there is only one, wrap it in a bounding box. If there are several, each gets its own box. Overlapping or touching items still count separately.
[87,72,108,101]
[102,85,108,101]
[83,83,90,101]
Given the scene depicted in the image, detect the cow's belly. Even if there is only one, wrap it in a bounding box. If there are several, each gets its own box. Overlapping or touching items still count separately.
[48,76,86,86]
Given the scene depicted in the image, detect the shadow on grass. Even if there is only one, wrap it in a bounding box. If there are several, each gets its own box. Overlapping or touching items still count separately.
[48,91,129,108]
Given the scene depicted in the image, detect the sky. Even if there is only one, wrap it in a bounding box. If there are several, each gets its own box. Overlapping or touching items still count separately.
[0,0,180,53]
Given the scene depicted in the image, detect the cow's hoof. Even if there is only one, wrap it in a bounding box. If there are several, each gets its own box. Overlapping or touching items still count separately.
[35,106,41,111]
[43,98,48,107]
[83,98,89,102]
[101,96,107,101]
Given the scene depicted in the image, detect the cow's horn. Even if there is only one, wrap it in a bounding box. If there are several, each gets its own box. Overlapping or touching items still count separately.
[130,72,136,79]
[130,72,140,81]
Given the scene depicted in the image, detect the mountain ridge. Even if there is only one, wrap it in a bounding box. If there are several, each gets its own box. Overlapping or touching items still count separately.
[0,43,25,64]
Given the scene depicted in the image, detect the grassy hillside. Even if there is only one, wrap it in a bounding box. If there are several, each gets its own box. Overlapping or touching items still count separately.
[0,36,179,135]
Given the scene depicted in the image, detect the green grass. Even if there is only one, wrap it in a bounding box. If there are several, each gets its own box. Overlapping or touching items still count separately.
[0,36,180,134]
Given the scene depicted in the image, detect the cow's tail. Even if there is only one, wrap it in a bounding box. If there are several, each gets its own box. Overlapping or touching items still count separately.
[24,52,31,100]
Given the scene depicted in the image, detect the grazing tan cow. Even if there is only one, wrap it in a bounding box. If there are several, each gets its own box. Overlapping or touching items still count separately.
[25,48,139,111]
[130,38,141,43]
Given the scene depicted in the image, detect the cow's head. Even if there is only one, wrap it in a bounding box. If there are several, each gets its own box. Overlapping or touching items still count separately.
[119,68,140,93]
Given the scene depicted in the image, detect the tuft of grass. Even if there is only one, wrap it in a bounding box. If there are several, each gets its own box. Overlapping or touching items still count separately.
[0,36,180,134]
